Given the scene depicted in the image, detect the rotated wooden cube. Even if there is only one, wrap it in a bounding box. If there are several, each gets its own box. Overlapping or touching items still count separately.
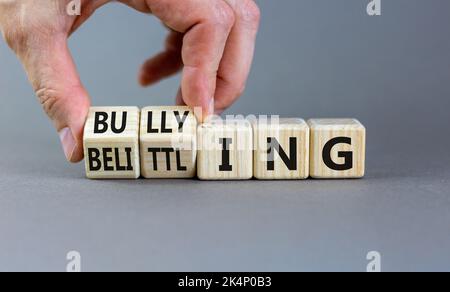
[140,106,197,178]
[253,118,309,180]
[197,119,253,180]
[83,107,140,179]
[308,119,366,179]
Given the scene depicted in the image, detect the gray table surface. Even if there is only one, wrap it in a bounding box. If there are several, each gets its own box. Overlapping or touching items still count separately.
[0,128,449,272]
[1,0,450,272]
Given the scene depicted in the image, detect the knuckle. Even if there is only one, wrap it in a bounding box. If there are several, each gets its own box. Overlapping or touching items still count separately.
[211,2,236,30]
[238,0,261,28]
[36,87,60,119]
[1,14,61,55]
[2,23,54,55]
[2,26,28,53]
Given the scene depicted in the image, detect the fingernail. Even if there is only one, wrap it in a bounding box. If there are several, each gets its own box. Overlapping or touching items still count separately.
[193,106,204,123]
[199,99,215,123]
[58,127,77,162]
[207,98,215,116]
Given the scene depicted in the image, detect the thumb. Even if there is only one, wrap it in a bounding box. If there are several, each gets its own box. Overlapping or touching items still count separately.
[21,38,90,163]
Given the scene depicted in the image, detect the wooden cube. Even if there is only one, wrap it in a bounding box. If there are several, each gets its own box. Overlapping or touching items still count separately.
[308,119,366,179]
[197,119,253,180]
[83,107,140,179]
[253,118,309,180]
[140,106,197,178]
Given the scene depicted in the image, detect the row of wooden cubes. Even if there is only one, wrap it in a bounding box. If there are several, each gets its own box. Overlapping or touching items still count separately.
[83,106,366,180]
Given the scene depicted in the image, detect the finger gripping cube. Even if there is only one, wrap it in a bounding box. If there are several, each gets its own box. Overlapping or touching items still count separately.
[83,107,140,179]
[140,106,197,178]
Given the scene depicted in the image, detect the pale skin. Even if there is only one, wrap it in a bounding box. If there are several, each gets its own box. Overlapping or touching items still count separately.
[0,0,260,162]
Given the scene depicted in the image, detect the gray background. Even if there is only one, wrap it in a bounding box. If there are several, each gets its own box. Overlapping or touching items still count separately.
[1,0,450,272]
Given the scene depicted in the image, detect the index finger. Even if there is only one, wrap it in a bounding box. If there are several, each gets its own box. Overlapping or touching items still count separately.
[146,0,235,121]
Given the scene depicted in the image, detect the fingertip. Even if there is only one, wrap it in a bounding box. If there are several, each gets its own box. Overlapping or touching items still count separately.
[62,95,89,164]
[193,99,214,123]
[175,88,213,123]
[138,70,153,87]
[139,49,183,87]
[58,127,83,163]
[139,62,161,87]
[69,144,85,163]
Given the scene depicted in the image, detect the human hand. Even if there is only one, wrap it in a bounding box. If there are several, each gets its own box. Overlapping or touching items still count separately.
[0,0,260,162]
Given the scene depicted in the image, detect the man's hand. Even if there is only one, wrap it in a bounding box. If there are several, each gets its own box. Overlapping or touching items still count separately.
[0,0,260,162]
